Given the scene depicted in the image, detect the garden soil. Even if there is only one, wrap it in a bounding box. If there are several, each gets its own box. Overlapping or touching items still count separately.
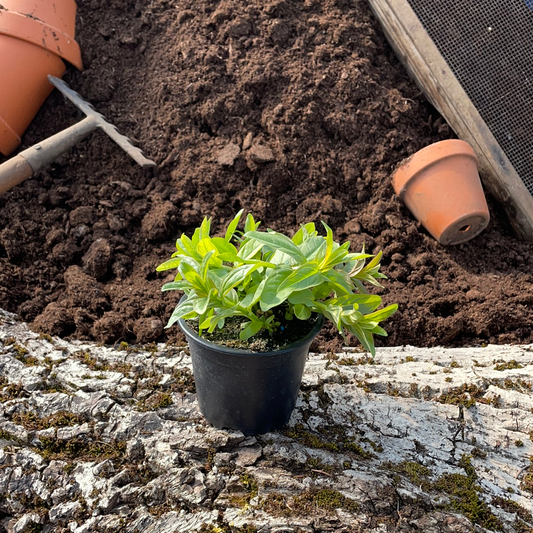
[1,0,532,353]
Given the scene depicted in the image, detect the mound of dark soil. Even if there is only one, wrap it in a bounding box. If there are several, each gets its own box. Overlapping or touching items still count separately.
[1,0,532,351]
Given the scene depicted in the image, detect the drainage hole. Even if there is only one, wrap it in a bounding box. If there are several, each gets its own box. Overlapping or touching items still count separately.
[459,224,470,233]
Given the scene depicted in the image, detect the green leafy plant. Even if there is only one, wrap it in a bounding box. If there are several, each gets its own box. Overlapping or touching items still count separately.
[157,210,397,355]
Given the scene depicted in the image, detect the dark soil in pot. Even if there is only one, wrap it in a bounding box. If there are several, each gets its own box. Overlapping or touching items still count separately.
[0,0,532,351]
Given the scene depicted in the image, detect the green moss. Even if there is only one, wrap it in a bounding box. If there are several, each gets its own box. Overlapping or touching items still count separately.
[73,350,132,374]
[148,503,173,517]
[284,422,376,460]
[494,360,523,371]
[0,429,23,444]
[499,378,532,391]
[26,523,43,533]
[38,333,54,343]
[436,383,486,408]
[434,455,503,531]
[471,447,487,459]
[338,355,374,366]
[37,437,126,464]
[228,473,258,508]
[137,391,173,412]
[408,383,420,397]
[521,459,533,494]
[386,382,404,397]
[240,473,258,496]
[11,411,85,430]
[284,424,339,452]
[263,489,359,516]
[343,439,374,459]
[305,457,335,477]
[1,337,40,366]
[491,496,532,524]
[170,368,196,393]
[384,457,503,530]
[294,488,359,513]
[384,461,431,490]
[405,356,415,362]
[0,382,27,403]
[18,493,49,518]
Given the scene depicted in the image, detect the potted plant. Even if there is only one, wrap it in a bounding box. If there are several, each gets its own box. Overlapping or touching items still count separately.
[157,211,397,434]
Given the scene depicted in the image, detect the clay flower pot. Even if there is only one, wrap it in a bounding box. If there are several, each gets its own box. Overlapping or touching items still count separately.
[0,0,83,156]
[392,139,490,245]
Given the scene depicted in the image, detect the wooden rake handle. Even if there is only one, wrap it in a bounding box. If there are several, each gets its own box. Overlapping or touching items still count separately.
[0,116,96,195]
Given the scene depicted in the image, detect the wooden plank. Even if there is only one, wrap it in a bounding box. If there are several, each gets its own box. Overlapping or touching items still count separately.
[368,0,533,241]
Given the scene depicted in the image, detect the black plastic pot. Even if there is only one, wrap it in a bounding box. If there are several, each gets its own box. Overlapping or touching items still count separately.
[178,313,324,435]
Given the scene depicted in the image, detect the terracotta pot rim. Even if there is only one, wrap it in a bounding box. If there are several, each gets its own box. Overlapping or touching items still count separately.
[0,114,20,151]
[392,139,478,196]
[0,9,83,69]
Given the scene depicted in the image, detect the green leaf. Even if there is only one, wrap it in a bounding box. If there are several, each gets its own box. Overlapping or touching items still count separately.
[211,237,238,256]
[300,236,326,261]
[371,325,388,337]
[323,269,355,295]
[321,242,350,269]
[156,257,182,271]
[220,264,258,295]
[179,234,203,261]
[179,261,207,293]
[200,307,240,332]
[245,231,306,263]
[363,304,398,323]
[277,264,324,300]
[190,227,201,246]
[199,217,211,240]
[244,214,260,233]
[292,223,316,245]
[329,294,382,314]
[320,221,334,266]
[294,304,311,320]
[193,292,212,315]
[269,249,299,266]
[166,300,196,328]
[239,319,263,341]
[260,268,293,311]
[288,290,315,307]
[237,239,264,261]
[197,237,218,258]
[225,209,244,241]
[350,324,376,356]
[200,250,215,282]
[239,278,266,309]
[161,281,190,292]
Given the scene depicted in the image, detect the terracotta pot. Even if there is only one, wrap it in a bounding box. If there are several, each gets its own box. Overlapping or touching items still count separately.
[392,139,490,245]
[0,0,83,156]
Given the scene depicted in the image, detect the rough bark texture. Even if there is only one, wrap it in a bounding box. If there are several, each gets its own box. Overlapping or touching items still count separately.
[0,0,532,352]
[1,309,532,532]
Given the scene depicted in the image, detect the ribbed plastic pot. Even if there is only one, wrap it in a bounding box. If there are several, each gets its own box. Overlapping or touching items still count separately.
[391,139,490,245]
[178,314,324,435]
[0,0,83,156]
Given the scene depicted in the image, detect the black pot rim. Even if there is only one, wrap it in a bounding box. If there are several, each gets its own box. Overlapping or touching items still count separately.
[178,311,324,357]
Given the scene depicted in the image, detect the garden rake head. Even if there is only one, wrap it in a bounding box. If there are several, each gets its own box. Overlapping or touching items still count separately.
[0,75,156,195]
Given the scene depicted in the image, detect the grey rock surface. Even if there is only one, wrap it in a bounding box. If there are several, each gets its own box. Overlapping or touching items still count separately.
[0,308,532,532]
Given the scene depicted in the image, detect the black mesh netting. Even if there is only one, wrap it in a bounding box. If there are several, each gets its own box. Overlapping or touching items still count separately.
[407,0,533,194]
